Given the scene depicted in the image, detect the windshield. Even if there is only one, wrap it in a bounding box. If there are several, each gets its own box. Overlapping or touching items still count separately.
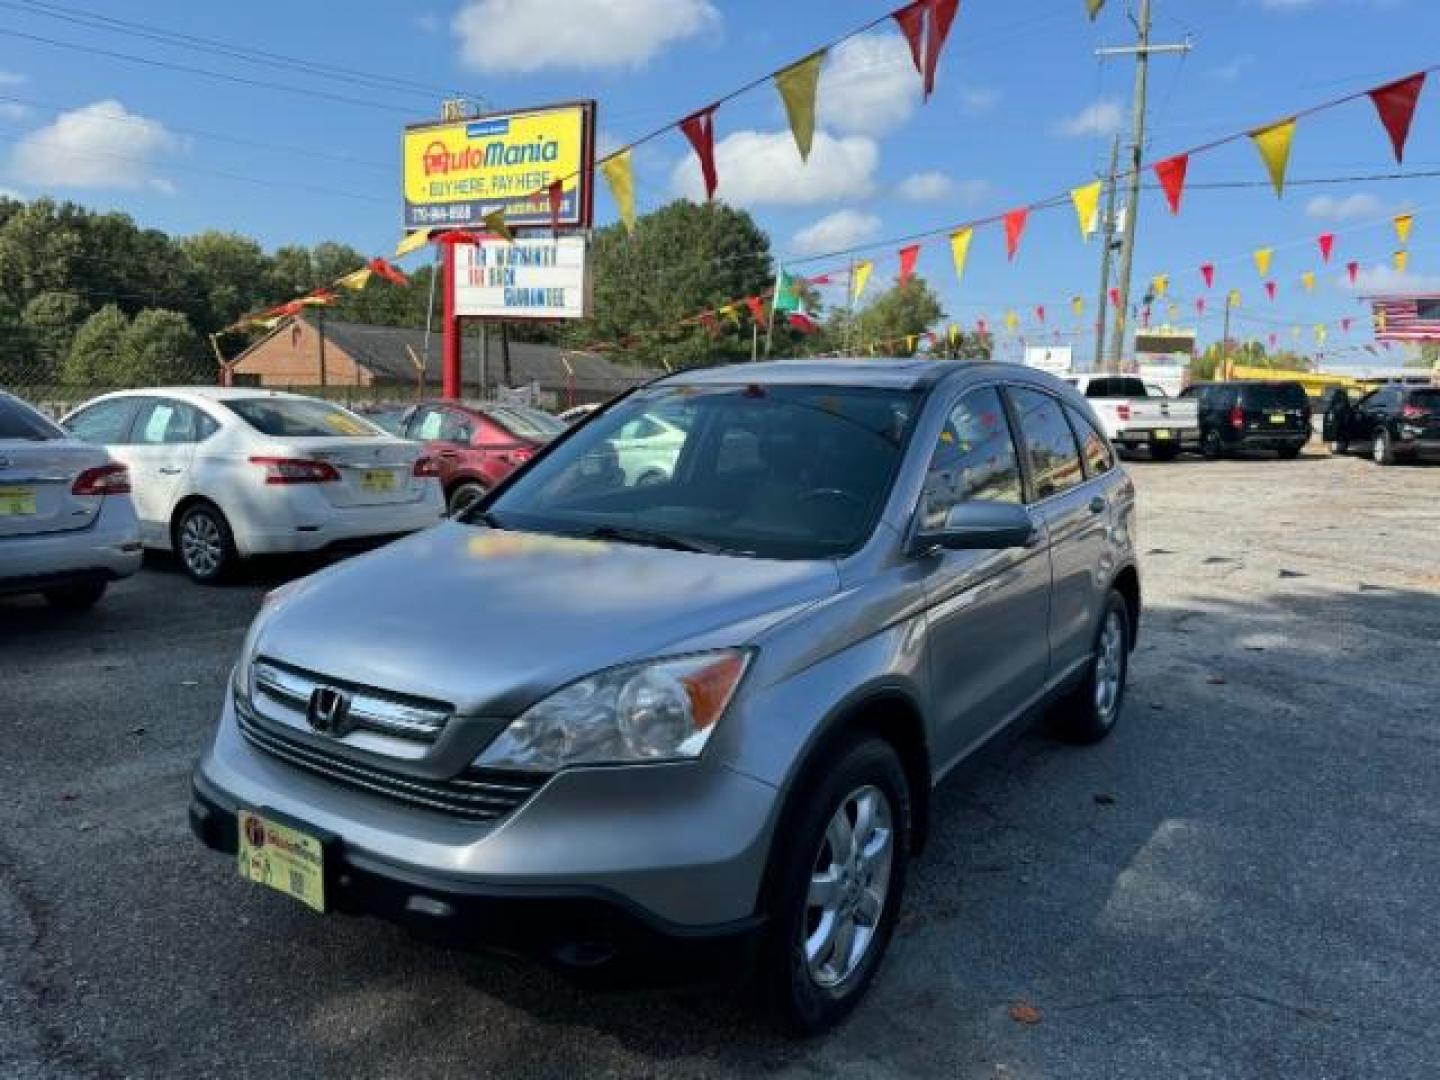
[1242,383,1308,409]
[482,383,920,560]
[487,405,567,440]
[0,394,64,440]
[224,398,385,438]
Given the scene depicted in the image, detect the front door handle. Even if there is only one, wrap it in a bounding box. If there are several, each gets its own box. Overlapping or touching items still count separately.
[1088,496,1107,515]
[158,466,184,475]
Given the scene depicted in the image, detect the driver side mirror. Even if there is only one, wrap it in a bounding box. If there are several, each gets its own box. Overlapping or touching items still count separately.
[912,500,1039,554]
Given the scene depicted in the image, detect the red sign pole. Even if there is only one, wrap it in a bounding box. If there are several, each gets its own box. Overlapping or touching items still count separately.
[441,237,461,400]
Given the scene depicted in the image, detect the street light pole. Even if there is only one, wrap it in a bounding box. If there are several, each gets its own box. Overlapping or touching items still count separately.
[1097,1,1191,372]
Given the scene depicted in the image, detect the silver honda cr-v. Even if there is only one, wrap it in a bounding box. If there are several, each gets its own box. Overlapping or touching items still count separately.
[192,360,1139,1032]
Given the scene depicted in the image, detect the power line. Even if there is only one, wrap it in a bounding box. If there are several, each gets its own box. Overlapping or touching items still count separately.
[1,0,474,104]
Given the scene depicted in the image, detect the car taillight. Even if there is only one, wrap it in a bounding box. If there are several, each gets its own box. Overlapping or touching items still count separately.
[1401,404,1427,420]
[412,456,441,478]
[248,456,341,485]
[1230,405,1245,429]
[1116,404,1131,421]
[72,463,130,495]
[507,447,535,465]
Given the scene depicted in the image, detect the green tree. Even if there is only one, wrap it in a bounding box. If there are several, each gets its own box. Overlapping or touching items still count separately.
[118,308,205,385]
[822,277,945,356]
[20,290,88,372]
[62,304,131,387]
[180,231,272,331]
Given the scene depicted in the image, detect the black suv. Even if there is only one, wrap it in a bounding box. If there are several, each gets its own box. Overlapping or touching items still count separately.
[1325,384,1440,465]
[1179,381,1312,459]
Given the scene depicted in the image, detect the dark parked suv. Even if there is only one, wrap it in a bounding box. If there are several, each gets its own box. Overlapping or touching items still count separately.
[1179,380,1312,459]
[1325,384,1440,465]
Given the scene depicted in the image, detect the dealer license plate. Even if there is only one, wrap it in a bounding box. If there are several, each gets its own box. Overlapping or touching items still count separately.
[0,486,37,515]
[1152,429,1173,440]
[237,809,326,912]
[1270,413,1287,424]
[360,469,396,493]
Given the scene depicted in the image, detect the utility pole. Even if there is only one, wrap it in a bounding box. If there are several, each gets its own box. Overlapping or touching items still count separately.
[1220,296,1232,380]
[317,306,328,389]
[1097,0,1191,371]
[1093,134,1121,371]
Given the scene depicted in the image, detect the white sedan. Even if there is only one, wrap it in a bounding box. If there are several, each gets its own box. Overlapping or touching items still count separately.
[62,388,444,583]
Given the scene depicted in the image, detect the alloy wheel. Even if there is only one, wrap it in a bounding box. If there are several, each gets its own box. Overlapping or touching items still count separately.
[803,784,894,990]
[180,511,223,578]
[1094,609,1125,722]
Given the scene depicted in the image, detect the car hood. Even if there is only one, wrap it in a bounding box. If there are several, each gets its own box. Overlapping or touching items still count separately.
[251,522,839,716]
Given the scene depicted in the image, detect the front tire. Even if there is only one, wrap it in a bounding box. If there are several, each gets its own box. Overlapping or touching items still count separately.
[759,735,911,1034]
[1373,430,1396,466]
[1051,590,1130,744]
[43,580,107,611]
[175,502,238,584]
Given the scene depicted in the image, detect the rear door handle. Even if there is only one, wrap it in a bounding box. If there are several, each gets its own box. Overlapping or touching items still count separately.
[1089,496,1107,515]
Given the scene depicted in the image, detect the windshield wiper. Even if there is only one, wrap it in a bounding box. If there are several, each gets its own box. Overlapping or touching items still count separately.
[583,524,716,554]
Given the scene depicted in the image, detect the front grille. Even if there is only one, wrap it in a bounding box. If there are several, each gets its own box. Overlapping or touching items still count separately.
[236,702,547,821]
[253,658,450,744]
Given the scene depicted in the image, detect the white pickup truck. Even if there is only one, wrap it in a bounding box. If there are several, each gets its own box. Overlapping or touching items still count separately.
[1064,375,1199,460]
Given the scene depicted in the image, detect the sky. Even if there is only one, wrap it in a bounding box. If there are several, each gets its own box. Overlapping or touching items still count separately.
[1,0,1437,368]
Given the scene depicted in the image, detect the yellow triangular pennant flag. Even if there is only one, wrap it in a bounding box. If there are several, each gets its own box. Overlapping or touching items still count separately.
[1151,273,1169,298]
[719,304,740,324]
[1376,309,1388,331]
[600,150,636,233]
[483,209,513,242]
[1004,310,1019,332]
[1250,118,1296,197]
[905,335,917,353]
[1394,249,1409,272]
[1393,212,1414,245]
[1291,326,1302,341]
[1086,0,1105,18]
[949,227,973,286]
[1253,248,1273,277]
[336,267,373,291]
[1314,324,1327,344]
[1072,296,1084,318]
[395,230,432,258]
[851,261,873,304]
[1070,180,1102,240]
[774,51,825,163]
[1228,288,1242,308]
[1300,271,1315,293]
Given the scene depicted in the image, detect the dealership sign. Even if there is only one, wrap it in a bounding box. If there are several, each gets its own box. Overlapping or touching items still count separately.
[403,102,595,230]
[453,237,591,321]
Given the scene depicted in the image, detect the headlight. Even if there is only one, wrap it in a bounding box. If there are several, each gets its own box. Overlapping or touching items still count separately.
[475,650,752,772]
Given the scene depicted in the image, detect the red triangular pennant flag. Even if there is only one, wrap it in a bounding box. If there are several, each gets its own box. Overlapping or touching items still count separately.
[1108,287,1121,308]
[367,257,410,286]
[807,274,832,286]
[1200,263,1215,289]
[679,106,719,200]
[893,2,926,75]
[923,0,960,101]
[1268,333,1278,348]
[1342,317,1353,332]
[744,295,767,323]
[897,244,921,285]
[547,180,564,233]
[1003,207,1028,261]
[976,317,988,335]
[788,312,820,335]
[1035,305,1046,324]
[1265,281,1277,301]
[1346,260,1359,285]
[1317,233,1335,263]
[1196,298,1206,315]
[698,311,720,337]
[1369,72,1426,164]
[1153,153,1189,215]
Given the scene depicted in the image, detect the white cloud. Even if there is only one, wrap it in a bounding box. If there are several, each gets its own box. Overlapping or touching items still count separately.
[0,71,25,86]
[452,0,718,73]
[671,129,878,206]
[957,85,1000,114]
[816,33,917,137]
[1210,54,1254,82]
[8,100,180,192]
[1305,193,1385,221]
[414,12,441,32]
[1345,263,1440,293]
[897,171,954,202]
[792,210,882,256]
[1056,99,1125,138]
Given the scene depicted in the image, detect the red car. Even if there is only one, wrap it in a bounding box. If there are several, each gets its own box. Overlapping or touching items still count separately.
[370,402,567,514]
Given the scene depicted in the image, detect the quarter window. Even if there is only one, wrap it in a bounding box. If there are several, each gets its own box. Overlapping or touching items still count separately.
[1009,387,1086,501]
[920,387,1023,530]
[1065,404,1113,477]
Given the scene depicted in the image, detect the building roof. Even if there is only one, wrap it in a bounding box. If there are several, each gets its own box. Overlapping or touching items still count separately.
[244,315,661,391]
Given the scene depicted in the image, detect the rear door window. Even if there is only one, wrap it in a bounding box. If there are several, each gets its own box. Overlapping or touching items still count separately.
[1064,404,1114,478]
[1008,387,1086,501]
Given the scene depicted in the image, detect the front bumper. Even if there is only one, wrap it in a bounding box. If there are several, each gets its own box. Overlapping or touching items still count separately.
[192,692,780,932]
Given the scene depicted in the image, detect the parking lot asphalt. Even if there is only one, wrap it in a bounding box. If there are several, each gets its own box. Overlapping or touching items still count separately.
[3,448,1439,1080]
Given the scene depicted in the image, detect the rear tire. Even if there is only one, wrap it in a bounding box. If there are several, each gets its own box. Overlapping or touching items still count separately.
[1201,430,1224,460]
[1051,590,1130,745]
[446,481,486,517]
[1277,445,1303,460]
[175,502,238,584]
[43,580,107,612]
[758,735,911,1035]
[1373,430,1396,466]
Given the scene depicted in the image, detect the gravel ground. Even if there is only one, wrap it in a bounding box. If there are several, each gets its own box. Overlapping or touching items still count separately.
[2,447,1438,1079]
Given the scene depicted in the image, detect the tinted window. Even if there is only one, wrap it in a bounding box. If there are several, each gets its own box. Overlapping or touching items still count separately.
[1065,404,1113,477]
[921,387,1023,530]
[1241,383,1308,409]
[487,406,565,440]
[1408,389,1440,409]
[487,384,917,560]
[133,399,207,445]
[1009,388,1085,501]
[66,398,140,444]
[224,398,384,438]
[1086,377,1146,398]
[0,394,63,440]
[412,406,469,442]
[365,408,409,436]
